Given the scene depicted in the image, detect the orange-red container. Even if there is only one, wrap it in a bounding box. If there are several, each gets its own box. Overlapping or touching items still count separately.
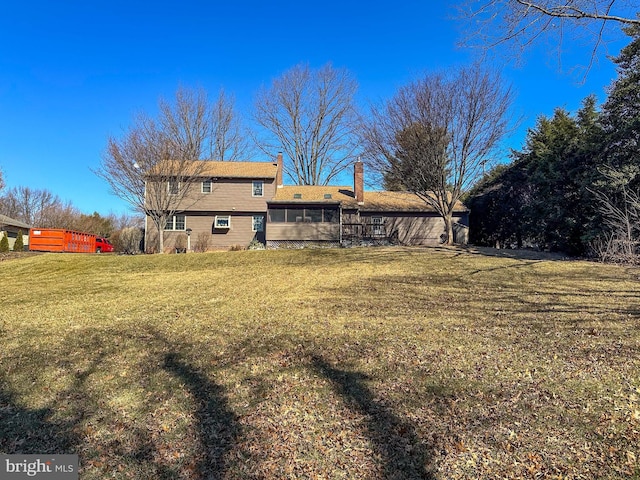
[29,229,96,253]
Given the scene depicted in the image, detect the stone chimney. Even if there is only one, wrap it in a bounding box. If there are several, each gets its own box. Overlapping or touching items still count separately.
[275,152,283,188]
[354,160,364,204]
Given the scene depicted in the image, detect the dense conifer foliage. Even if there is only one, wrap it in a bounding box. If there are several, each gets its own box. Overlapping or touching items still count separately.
[466,27,640,259]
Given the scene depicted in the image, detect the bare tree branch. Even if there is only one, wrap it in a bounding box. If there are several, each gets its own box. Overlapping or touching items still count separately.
[254,63,360,185]
[589,165,640,262]
[512,0,637,24]
[209,89,255,161]
[458,0,639,77]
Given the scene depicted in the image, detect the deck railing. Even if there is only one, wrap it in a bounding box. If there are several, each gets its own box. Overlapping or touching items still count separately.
[342,222,387,240]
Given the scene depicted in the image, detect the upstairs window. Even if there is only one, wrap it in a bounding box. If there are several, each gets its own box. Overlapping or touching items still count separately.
[252,181,264,197]
[202,180,212,193]
[168,180,179,195]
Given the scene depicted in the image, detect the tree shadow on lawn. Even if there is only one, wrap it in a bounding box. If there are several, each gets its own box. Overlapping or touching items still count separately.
[0,348,172,478]
[0,349,111,456]
[0,330,241,479]
[311,354,437,480]
[464,246,573,262]
[162,352,240,480]
[0,388,79,455]
[323,267,640,327]
[283,245,428,267]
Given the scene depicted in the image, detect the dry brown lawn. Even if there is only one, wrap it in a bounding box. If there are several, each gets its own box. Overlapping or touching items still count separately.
[0,247,639,479]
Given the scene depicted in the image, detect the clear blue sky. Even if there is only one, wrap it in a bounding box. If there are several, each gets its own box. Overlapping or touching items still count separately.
[0,0,628,216]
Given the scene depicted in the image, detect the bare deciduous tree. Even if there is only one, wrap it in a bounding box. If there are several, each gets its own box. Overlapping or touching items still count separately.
[0,168,5,192]
[361,64,514,244]
[158,87,212,161]
[210,89,254,161]
[458,0,640,75]
[590,165,640,263]
[254,63,359,185]
[157,86,253,161]
[95,87,212,253]
[0,186,79,228]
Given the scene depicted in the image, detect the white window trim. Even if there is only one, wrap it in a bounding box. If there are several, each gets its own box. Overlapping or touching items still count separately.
[202,180,212,193]
[372,216,384,235]
[252,215,264,232]
[214,215,231,229]
[165,214,186,231]
[252,181,264,197]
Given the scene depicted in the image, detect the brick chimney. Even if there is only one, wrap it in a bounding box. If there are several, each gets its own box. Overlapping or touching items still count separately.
[354,160,364,204]
[275,152,283,188]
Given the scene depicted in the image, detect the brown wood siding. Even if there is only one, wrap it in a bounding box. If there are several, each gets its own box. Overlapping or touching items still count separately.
[178,178,275,212]
[266,223,340,242]
[146,213,265,252]
[188,213,263,248]
[360,212,468,246]
[341,210,359,225]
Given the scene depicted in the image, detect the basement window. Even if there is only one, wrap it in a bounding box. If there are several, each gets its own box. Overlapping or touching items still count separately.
[214,215,231,229]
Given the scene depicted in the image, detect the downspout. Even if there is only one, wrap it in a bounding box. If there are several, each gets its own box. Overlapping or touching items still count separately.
[339,203,343,245]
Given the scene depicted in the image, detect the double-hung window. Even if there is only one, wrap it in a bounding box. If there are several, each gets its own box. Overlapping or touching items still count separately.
[371,216,384,236]
[202,179,212,193]
[252,181,264,197]
[166,215,186,231]
[168,180,179,195]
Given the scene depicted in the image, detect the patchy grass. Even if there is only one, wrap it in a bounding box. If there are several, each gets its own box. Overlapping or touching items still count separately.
[0,247,639,479]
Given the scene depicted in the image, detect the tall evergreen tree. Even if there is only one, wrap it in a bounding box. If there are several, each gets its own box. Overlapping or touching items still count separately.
[467,98,601,254]
[600,24,640,178]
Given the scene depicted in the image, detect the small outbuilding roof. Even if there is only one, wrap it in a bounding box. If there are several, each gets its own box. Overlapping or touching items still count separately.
[0,214,31,230]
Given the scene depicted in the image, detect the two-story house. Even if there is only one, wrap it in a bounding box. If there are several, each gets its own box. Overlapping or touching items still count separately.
[144,159,280,252]
[145,154,469,252]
